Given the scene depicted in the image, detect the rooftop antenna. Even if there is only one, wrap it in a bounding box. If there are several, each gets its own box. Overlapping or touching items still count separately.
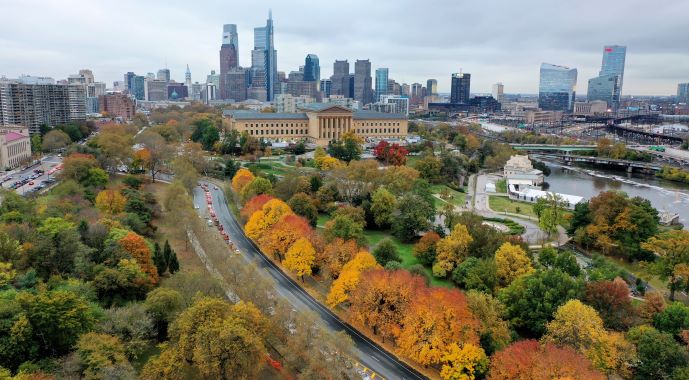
[269,8,272,20]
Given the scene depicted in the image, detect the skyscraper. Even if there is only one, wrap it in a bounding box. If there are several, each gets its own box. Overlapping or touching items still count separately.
[219,24,239,99]
[492,82,504,103]
[354,59,373,105]
[131,75,145,100]
[320,79,332,98]
[678,83,689,104]
[586,45,626,109]
[185,65,192,88]
[426,79,438,96]
[124,72,135,92]
[538,63,577,112]
[450,72,471,104]
[330,60,350,97]
[156,69,170,83]
[303,54,320,84]
[375,68,389,102]
[251,11,277,101]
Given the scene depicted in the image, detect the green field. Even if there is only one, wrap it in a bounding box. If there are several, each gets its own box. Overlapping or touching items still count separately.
[245,159,314,176]
[488,195,537,218]
[363,230,451,288]
[430,184,466,208]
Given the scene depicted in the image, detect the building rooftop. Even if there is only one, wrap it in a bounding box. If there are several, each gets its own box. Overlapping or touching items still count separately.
[224,107,407,121]
[3,132,27,142]
[227,111,309,120]
[352,110,407,120]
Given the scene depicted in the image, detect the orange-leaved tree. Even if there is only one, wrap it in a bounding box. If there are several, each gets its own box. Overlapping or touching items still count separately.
[322,238,360,279]
[487,340,604,380]
[348,269,424,342]
[259,214,312,262]
[119,231,159,284]
[95,189,127,214]
[240,194,275,223]
[283,237,316,282]
[326,251,379,308]
[440,342,489,380]
[397,287,480,366]
[232,168,255,194]
[245,199,292,240]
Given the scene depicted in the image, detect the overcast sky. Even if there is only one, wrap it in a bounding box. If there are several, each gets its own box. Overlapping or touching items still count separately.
[2,0,688,96]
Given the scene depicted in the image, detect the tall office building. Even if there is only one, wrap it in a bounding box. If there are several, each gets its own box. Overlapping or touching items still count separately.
[219,24,239,99]
[156,69,170,83]
[492,82,504,103]
[538,63,577,112]
[145,78,168,101]
[124,72,136,92]
[678,83,689,104]
[0,76,86,134]
[320,79,332,98]
[131,75,145,100]
[226,68,248,102]
[375,68,389,102]
[251,11,277,101]
[303,54,320,84]
[354,59,373,105]
[426,79,438,96]
[330,60,351,97]
[185,65,192,88]
[450,72,471,104]
[587,45,626,109]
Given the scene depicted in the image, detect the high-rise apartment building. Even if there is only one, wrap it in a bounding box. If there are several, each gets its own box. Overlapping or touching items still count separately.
[538,63,577,112]
[145,78,168,101]
[426,79,438,96]
[678,83,689,104]
[131,75,145,100]
[587,45,626,109]
[450,72,471,104]
[492,83,504,103]
[156,69,170,83]
[330,60,351,97]
[251,11,277,101]
[99,92,135,120]
[375,68,389,102]
[0,76,86,134]
[354,59,373,105]
[304,54,320,84]
[380,95,410,115]
[219,24,239,99]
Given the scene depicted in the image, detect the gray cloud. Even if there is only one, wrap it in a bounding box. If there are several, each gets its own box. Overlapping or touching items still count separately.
[1,0,687,95]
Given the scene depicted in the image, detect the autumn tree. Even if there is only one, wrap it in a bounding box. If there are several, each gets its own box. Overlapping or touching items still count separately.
[434,224,473,278]
[369,187,397,228]
[373,141,408,166]
[245,199,292,240]
[136,130,172,183]
[321,238,360,279]
[61,152,99,183]
[284,237,316,282]
[495,242,534,287]
[95,189,127,214]
[119,231,159,284]
[288,192,318,226]
[259,214,311,262]
[583,278,636,330]
[397,287,480,366]
[326,251,379,307]
[231,168,255,194]
[487,340,604,380]
[440,343,489,380]
[465,290,511,354]
[640,290,666,322]
[414,154,442,183]
[348,269,423,342]
[240,194,274,222]
[76,333,135,380]
[42,129,72,151]
[641,229,689,300]
[413,231,440,266]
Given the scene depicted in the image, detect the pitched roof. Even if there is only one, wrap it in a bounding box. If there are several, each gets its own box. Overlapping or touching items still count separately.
[298,103,352,112]
[3,132,27,142]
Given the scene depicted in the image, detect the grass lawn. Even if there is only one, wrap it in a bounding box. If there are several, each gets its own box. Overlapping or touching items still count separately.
[488,195,537,218]
[363,229,452,288]
[430,184,466,208]
[604,255,667,291]
[495,179,507,193]
[405,155,422,168]
[246,159,313,176]
[317,213,332,228]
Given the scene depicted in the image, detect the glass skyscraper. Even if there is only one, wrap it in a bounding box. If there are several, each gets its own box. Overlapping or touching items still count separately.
[251,11,277,101]
[303,54,320,83]
[450,73,470,104]
[375,68,389,102]
[678,83,689,104]
[538,63,577,112]
[587,45,626,109]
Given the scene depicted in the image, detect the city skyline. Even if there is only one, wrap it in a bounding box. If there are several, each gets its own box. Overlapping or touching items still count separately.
[2,0,688,96]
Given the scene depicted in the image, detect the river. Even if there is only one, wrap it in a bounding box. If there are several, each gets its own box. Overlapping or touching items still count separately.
[542,161,689,226]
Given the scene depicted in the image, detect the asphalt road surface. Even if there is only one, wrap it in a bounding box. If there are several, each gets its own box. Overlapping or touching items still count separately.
[193,180,426,380]
[1,155,63,195]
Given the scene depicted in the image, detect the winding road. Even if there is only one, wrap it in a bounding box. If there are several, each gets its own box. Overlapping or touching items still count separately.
[193,180,426,380]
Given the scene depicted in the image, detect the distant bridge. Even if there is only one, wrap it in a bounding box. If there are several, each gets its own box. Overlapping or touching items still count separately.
[532,153,663,173]
[510,144,597,153]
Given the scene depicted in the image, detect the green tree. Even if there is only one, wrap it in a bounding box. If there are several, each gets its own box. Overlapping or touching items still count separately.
[451,257,498,294]
[288,193,318,226]
[76,332,135,380]
[539,193,566,237]
[152,242,165,275]
[163,240,179,274]
[499,269,583,336]
[240,177,273,203]
[393,193,435,242]
[371,187,397,228]
[627,326,689,380]
[414,154,442,183]
[653,302,689,337]
[145,287,184,341]
[324,215,364,242]
[642,230,689,301]
[372,238,401,266]
[327,131,362,162]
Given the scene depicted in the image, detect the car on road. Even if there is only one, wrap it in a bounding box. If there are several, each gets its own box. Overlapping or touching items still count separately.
[28,181,34,186]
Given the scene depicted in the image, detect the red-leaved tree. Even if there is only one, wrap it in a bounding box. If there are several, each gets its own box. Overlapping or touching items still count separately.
[373,141,408,166]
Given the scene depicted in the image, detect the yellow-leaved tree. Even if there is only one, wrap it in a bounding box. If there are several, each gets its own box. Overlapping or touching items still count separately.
[494,242,534,287]
[283,237,316,282]
[245,199,292,240]
[231,168,255,193]
[95,189,127,214]
[440,343,489,380]
[326,251,379,307]
[433,224,473,278]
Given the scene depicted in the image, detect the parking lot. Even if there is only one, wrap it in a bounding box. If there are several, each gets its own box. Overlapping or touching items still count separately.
[1,155,64,195]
